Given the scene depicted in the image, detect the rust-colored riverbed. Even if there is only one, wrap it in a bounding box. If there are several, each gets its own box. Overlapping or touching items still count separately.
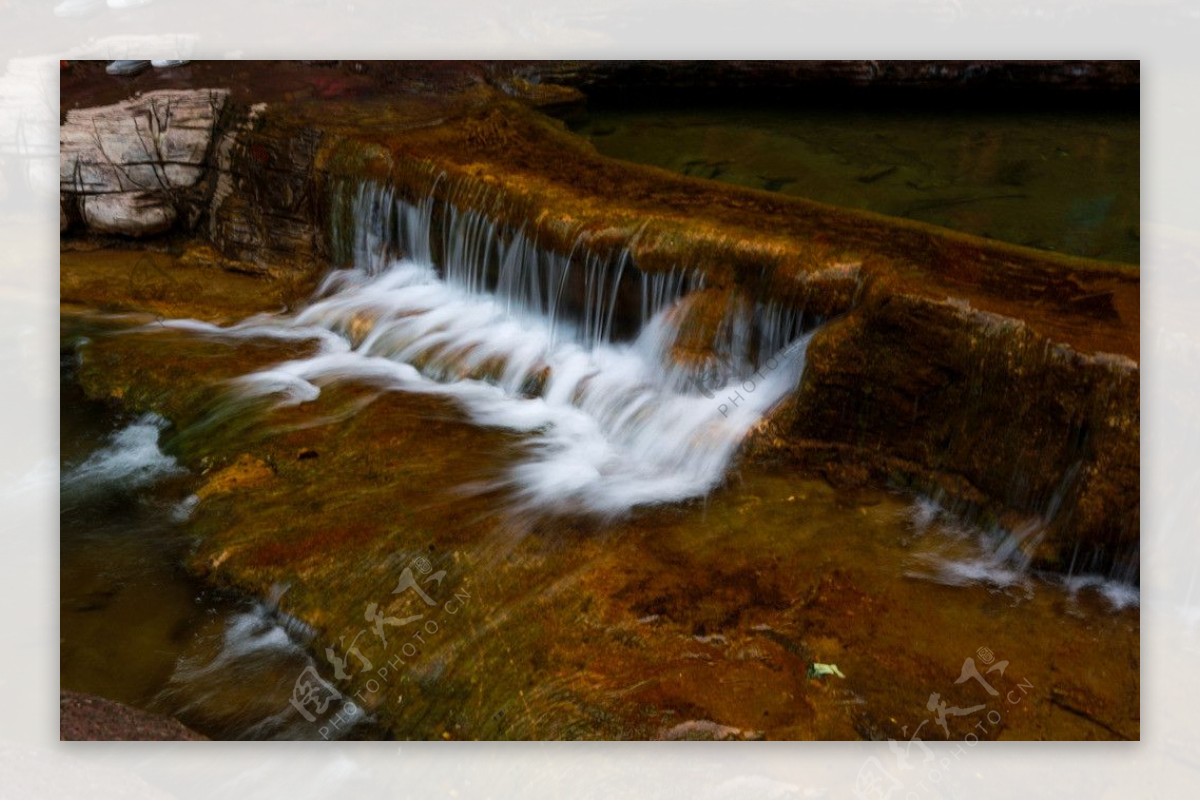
[61,292,1139,741]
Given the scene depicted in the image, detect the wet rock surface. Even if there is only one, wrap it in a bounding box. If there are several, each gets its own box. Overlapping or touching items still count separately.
[756,287,1139,576]
[68,322,1140,740]
[293,85,1136,574]
[59,61,1140,740]
[60,247,319,323]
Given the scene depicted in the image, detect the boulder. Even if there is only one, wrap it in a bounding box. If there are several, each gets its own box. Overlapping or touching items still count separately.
[60,88,228,237]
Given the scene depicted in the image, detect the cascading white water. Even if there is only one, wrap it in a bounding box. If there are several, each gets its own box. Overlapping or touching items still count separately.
[903,493,1140,609]
[168,182,815,519]
[61,413,185,504]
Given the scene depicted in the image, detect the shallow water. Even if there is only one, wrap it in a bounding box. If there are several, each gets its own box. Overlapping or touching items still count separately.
[60,326,374,739]
[60,330,201,708]
[60,317,1140,739]
[59,177,1140,739]
[564,105,1139,264]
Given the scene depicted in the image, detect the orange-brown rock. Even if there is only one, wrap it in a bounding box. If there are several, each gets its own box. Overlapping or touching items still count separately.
[61,61,1139,577]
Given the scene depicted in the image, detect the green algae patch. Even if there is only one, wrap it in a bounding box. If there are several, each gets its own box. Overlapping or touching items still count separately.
[74,325,321,436]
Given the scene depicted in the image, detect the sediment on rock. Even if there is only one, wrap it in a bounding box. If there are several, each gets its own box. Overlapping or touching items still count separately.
[59,65,1140,578]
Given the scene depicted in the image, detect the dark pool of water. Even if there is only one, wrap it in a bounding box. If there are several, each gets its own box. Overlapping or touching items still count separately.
[563,105,1139,264]
[60,325,203,706]
[60,320,376,740]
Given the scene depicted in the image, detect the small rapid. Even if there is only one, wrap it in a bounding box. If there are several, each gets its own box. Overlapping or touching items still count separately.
[57,382,341,740]
[62,183,823,740]
[164,182,816,519]
[902,494,1140,610]
[61,413,184,505]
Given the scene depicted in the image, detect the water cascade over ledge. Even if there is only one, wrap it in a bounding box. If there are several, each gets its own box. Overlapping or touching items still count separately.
[168,181,819,519]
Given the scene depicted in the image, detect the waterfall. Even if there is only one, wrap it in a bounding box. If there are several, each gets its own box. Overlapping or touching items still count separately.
[903,491,1140,607]
[338,180,706,348]
[173,181,817,519]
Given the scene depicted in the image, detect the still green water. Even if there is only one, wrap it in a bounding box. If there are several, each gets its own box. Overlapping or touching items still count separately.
[567,105,1139,264]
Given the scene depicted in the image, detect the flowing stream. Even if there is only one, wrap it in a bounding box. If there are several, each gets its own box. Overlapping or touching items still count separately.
[60,181,1140,740]
[166,183,815,520]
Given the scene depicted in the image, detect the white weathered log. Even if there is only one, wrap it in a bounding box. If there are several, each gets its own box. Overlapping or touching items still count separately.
[61,89,227,235]
[62,90,226,190]
[80,191,177,237]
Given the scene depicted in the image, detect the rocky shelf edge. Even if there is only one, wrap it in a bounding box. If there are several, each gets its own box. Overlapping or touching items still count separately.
[59,64,1139,577]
